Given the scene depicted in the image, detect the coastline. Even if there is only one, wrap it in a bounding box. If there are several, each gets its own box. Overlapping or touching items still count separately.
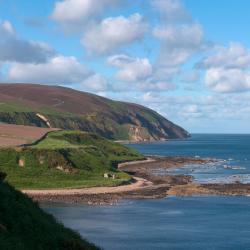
[21,155,250,204]
[22,176,153,196]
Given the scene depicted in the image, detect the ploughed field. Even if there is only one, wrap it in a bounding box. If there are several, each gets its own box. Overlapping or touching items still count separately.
[0,123,56,147]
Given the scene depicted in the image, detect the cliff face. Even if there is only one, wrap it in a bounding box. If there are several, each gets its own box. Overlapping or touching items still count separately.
[0,84,189,141]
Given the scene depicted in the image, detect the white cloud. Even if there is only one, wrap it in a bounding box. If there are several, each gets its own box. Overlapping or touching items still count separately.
[140,92,249,125]
[199,42,250,69]
[154,23,203,49]
[205,67,250,93]
[140,92,207,123]
[107,54,179,92]
[154,23,203,66]
[151,0,191,22]
[152,0,204,69]
[139,81,176,91]
[51,0,118,31]
[182,70,200,83]
[1,20,15,34]
[180,104,203,118]
[112,79,176,93]
[108,54,152,82]
[199,42,250,93]
[109,90,250,133]
[5,55,91,84]
[153,66,179,81]
[81,13,147,54]
[81,73,108,91]
[0,20,55,63]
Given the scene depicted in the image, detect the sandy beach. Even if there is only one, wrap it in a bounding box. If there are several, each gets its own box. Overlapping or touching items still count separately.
[22,176,153,196]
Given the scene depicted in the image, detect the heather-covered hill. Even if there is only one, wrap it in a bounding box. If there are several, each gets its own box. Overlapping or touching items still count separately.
[0,83,189,141]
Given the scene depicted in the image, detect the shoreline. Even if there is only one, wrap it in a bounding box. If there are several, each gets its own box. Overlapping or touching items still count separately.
[22,176,153,196]
[22,156,250,204]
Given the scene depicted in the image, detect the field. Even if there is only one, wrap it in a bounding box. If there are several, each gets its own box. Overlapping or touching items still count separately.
[0,130,143,189]
[0,124,57,147]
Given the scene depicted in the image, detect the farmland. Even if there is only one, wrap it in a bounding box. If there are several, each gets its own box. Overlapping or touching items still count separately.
[0,124,57,147]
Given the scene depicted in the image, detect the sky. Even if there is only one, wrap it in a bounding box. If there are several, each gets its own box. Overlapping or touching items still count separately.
[0,0,250,134]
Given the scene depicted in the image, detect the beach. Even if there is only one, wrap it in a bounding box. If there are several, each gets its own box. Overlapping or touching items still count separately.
[21,155,250,204]
[41,135,250,249]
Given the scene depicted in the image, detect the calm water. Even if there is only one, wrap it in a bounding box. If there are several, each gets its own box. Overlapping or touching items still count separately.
[129,134,250,184]
[43,134,250,250]
[43,196,250,250]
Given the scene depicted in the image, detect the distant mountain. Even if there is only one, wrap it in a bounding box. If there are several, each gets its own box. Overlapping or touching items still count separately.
[0,83,189,141]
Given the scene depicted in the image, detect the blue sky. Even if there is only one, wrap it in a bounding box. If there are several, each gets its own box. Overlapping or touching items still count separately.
[0,0,250,133]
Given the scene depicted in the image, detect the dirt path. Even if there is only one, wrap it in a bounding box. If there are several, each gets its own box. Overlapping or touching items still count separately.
[22,177,153,196]
[20,156,250,203]
[21,157,206,198]
[21,158,155,196]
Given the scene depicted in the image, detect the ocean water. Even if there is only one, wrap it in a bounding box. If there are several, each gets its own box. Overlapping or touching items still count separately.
[129,134,250,184]
[43,196,250,250]
[42,134,250,250]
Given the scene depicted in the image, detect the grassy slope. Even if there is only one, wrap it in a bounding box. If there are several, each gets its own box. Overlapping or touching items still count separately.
[0,101,134,140]
[0,181,99,250]
[0,130,143,189]
[0,84,189,140]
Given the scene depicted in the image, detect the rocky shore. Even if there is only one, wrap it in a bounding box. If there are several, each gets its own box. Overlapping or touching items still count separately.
[22,156,250,205]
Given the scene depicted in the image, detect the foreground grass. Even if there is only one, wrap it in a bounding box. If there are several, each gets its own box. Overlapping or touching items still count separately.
[0,130,143,189]
[0,181,100,250]
[0,165,131,189]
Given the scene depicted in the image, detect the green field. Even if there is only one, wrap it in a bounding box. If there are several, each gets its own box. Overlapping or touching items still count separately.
[0,130,143,189]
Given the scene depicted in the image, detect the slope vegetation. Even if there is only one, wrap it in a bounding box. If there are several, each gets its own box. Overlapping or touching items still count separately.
[0,179,99,250]
[0,83,189,141]
[0,130,143,189]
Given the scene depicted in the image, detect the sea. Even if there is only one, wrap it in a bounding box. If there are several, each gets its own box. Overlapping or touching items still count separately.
[42,134,250,250]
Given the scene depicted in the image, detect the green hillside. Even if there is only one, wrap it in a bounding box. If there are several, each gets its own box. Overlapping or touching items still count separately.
[0,130,143,189]
[0,84,189,141]
[0,179,99,250]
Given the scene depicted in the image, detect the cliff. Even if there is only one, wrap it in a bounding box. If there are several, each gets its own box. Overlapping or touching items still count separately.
[0,84,189,141]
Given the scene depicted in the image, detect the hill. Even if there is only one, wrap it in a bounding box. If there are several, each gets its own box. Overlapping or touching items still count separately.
[0,83,189,141]
[0,130,143,189]
[0,178,99,250]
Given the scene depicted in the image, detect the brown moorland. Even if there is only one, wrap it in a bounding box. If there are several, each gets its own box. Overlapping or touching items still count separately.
[0,83,189,141]
[0,123,57,147]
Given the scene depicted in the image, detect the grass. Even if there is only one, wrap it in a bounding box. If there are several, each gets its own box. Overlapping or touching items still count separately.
[0,130,143,189]
[1,164,131,189]
[0,181,100,250]
[0,102,73,117]
[0,102,34,113]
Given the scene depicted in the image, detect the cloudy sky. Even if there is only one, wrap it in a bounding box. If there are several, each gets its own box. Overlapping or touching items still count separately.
[0,0,250,133]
